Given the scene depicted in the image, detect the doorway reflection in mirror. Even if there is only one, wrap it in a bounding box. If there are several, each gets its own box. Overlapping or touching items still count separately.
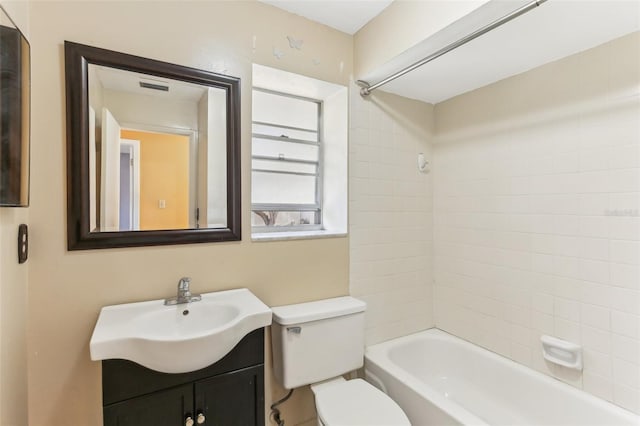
[87,64,227,232]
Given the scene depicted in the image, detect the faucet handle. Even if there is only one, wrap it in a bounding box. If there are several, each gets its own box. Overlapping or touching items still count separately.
[178,277,191,289]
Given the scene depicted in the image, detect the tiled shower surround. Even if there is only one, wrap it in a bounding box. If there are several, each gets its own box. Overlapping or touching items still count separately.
[351,32,639,415]
[434,33,639,414]
[349,86,435,345]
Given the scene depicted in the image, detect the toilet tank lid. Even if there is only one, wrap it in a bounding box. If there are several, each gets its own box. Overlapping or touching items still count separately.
[271,296,366,325]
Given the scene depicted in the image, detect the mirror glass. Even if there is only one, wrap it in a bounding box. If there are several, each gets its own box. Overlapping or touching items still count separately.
[65,42,241,250]
[87,65,227,232]
[0,5,30,207]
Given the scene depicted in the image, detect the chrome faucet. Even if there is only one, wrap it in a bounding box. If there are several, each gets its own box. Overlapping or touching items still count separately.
[164,277,202,305]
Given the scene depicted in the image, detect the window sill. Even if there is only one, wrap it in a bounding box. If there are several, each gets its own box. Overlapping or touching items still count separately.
[251,230,347,242]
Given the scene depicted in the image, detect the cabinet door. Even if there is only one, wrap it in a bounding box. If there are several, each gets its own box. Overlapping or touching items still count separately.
[194,365,264,426]
[104,383,194,426]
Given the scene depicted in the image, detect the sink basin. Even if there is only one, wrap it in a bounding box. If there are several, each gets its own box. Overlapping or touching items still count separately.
[90,288,272,373]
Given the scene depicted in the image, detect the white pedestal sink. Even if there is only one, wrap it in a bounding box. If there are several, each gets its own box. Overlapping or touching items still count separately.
[90,288,272,373]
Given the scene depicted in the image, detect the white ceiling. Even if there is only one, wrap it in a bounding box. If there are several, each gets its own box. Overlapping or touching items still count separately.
[259,0,393,34]
[358,0,640,104]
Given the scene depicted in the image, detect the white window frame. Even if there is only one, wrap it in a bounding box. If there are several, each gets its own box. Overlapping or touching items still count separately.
[251,88,324,233]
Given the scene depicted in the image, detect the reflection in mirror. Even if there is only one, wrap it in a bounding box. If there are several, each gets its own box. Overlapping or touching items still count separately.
[0,5,30,207]
[88,65,227,232]
[65,41,240,250]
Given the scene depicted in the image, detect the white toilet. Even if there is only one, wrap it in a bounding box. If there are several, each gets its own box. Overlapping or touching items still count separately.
[271,296,410,426]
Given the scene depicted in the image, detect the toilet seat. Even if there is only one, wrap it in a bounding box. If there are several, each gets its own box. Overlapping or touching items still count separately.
[312,379,410,426]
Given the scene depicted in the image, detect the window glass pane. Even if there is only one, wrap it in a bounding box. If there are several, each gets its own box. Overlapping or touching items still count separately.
[252,159,316,175]
[252,138,318,162]
[252,90,317,130]
[251,171,316,204]
[252,211,319,227]
[252,123,318,142]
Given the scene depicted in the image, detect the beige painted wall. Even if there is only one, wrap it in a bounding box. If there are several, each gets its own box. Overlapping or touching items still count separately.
[0,209,29,426]
[0,2,29,425]
[434,32,640,414]
[0,1,29,37]
[27,2,352,425]
[354,0,487,77]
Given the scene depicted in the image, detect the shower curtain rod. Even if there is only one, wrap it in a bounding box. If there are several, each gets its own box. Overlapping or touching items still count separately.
[357,0,548,97]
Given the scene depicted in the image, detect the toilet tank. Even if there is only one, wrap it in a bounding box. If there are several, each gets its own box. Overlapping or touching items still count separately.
[271,296,366,389]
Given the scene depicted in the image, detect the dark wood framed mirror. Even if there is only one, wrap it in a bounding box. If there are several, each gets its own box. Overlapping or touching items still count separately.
[65,41,241,250]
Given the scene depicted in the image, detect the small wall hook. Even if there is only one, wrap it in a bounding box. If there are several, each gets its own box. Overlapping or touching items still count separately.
[417,153,429,173]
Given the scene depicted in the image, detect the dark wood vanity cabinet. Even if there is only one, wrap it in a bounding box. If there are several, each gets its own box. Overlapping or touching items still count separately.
[103,384,194,426]
[102,329,265,426]
[194,366,263,426]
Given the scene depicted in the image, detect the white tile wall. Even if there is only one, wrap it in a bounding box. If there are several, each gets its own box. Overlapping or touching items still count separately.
[349,84,435,345]
[433,33,640,414]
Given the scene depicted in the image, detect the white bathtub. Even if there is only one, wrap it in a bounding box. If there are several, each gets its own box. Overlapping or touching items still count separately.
[364,329,639,426]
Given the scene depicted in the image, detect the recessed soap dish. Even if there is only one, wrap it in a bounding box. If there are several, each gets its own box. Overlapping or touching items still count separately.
[541,335,583,371]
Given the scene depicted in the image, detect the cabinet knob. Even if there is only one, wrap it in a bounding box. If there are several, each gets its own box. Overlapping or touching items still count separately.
[185,416,194,426]
[197,413,206,424]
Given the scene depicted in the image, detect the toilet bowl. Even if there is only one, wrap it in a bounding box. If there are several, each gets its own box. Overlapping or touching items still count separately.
[270,296,410,426]
[311,377,410,426]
